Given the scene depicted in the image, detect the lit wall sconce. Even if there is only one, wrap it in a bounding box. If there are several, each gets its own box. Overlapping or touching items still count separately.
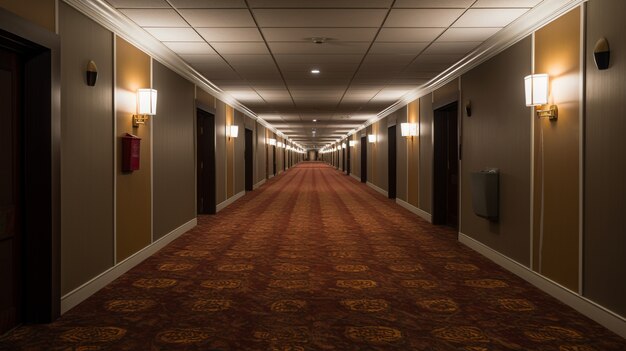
[368,134,377,143]
[227,125,239,140]
[524,74,557,120]
[400,123,418,139]
[341,143,346,149]
[349,140,357,147]
[269,138,276,146]
[133,88,157,127]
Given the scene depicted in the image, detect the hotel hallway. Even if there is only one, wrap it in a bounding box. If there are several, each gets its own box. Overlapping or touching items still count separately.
[1,163,624,350]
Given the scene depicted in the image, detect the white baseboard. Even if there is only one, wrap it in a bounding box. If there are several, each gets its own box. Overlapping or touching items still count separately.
[396,198,432,223]
[216,190,245,213]
[61,218,197,314]
[268,174,275,179]
[459,232,626,339]
[367,181,388,197]
[350,174,361,182]
[253,179,266,189]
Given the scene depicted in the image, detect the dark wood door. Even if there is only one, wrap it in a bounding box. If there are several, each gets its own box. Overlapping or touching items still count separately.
[346,141,351,175]
[245,128,253,191]
[0,48,21,334]
[272,146,276,175]
[361,136,367,183]
[388,125,397,199]
[197,109,216,214]
[342,147,346,171]
[433,102,459,228]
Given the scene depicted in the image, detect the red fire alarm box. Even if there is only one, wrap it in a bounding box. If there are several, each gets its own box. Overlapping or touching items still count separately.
[122,133,141,172]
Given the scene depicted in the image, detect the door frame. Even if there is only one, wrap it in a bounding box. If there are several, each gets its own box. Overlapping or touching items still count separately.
[1,8,61,323]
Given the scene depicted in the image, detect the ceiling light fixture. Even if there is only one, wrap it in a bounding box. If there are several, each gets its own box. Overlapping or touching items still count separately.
[311,69,320,74]
[313,119,317,122]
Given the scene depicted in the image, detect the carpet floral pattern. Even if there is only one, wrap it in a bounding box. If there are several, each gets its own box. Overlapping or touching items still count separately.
[1,162,625,350]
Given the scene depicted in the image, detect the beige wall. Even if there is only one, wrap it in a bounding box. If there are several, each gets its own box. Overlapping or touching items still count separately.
[406,102,419,206]
[418,94,433,213]
[153,61,195,240]
[532,7,581,291]
[460,37,532,266]
[256,123,267,183]
[234,110,245,194]
[59,3,114,294]
[0,0,55,32]
[584,0,626,317]
[115,37,152,263]
[215,101,227,203]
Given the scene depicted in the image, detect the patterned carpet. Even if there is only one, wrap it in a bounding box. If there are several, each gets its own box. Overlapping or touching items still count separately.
[1,162,625,350]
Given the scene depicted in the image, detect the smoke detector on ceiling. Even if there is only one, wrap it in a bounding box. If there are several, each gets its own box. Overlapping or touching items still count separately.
[311,37,327,44]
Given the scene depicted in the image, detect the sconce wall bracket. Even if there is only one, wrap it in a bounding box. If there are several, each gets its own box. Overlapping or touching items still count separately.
[536,105,558,120]
[133,114,149,127]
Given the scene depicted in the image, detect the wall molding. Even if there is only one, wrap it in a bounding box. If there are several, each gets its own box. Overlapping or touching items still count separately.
[216,190,245,213]
[396,198,432,223]
[367,181,388,197]
[61,218,197,314]
[253,179,266,189]
[459,232,626,339]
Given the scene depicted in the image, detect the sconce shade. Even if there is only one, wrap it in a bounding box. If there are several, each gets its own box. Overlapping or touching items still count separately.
[524,74,548,106]
[137,88,158,115]
[349,140,357,147]
[368,134,376,143]
[400,123,418,137]
[269,138,276,146]
[228,125,239,138]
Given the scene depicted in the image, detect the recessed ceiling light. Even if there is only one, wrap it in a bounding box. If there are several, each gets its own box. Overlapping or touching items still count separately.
[313,119,317,122]
[311,69,320,74]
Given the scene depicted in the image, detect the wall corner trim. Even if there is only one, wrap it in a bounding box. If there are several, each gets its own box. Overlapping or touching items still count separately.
[216,190,245,213]
[60,218,197,314]
[253,179,266,189]
[366,181,389,197]
[396,198,432,223]
[459,232,626,339]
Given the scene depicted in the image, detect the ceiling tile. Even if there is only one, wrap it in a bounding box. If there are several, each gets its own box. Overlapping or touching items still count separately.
[249,0,393,7]
[385,8,465,27]
[169,0,247,8]
[179,54,223,64]
[119,9,188,27]
[164,42,217,54]
[197,28,263,42]
[211,42,269,55]
[145,27,203,41]
[179,9,256,27]
[438,27,500,41]
[453,8,529,27]
[253,9,387,27]
[422,41,481,55]
[222,54,275,66]
[376,28,444,42]
[262,28,377,42]
[412,53,464,64]
[369,42,428,55]
[268,42,369,55]
[393,0,473,8]
[107,0,170,8]
[362,54,415,65]
[473,0,542,7]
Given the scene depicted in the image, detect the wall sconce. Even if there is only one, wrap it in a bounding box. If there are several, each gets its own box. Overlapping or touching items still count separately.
[86,60,98,86]
[227,125,239,140]
[524,74,557,120]
[400,123,418,139]
[268,138,276,146]
[368,134,376,143]
[133,88,157,127]
[349,140,357,147]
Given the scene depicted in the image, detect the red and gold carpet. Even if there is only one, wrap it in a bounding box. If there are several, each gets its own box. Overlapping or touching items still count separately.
[1,162,625,350]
